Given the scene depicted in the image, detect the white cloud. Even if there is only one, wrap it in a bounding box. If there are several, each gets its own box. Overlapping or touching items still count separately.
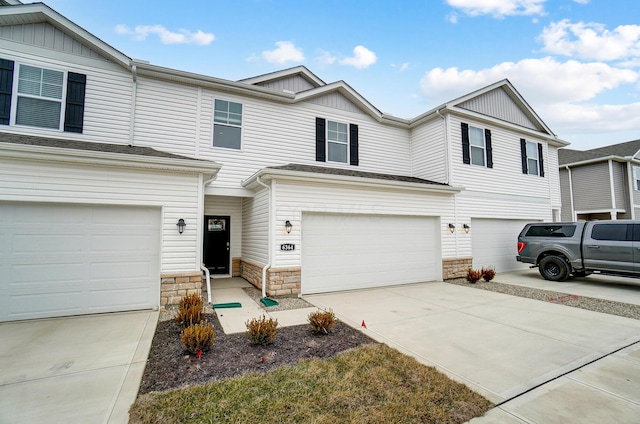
[114,24,214,45]
[419,57,639,136]
[339,45,377,69]
[539,20,640,61]
[572,0,590,4]
[261,41,305,64]
[399,62,410,72]
[445,0,547,18]
[316,50,337,65]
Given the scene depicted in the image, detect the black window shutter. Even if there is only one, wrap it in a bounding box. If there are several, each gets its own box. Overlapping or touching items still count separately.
[538,143,544,177]
[64,72,86,133]
[461,122,470,164]
[0,59,14,125]
[349,124,359,166]
[485,129,493,168]
[315,117,326,162]
[520,138,528,174]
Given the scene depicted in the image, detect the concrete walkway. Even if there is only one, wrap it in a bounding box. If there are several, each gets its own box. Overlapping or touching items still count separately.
[0,310,158,424]
[304,281,640,423]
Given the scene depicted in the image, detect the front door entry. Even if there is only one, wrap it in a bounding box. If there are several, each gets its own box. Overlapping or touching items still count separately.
[203,216,230,274]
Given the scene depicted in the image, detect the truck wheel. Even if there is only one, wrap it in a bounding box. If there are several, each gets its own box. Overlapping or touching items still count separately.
[539,256,570,282]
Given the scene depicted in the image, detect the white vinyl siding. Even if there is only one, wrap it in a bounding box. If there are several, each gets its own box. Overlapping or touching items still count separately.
[410,117,446,183]
[241,187,269,265]
[0,156,202,274]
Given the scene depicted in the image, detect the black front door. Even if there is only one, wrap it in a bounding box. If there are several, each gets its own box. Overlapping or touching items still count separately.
[203,216,230,274]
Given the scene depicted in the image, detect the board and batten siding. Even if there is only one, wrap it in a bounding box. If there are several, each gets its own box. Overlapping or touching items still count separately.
[0,43,133,144]
[449,115,551,199]
[570,163,611,211]
[256,75,315,93]
[410,118,447,183]
[241,187,269,265]
[272,179,454,268]
[204,195,243,259]
[0,157,202,274]
[457,87,539,131]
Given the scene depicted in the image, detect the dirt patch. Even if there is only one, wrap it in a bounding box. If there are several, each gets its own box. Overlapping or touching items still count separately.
[138,312,375,395]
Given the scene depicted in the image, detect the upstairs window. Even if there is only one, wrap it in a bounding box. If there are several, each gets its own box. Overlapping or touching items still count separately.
[1,59,86,132]
[461,122,493,168]
[327,120,348,163]
[213,99,242,149]
[520,139,545,177]
[634,166,640,190]
[315,117,359,166]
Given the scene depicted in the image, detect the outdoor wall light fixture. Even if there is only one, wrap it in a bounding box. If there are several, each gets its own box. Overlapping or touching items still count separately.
[448,223,455,233]
[285,220,293,234]
[177,218,186,234]
[463,223,471,233]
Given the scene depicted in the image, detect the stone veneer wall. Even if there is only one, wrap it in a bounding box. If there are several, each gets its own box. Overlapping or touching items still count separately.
[232,257,241,277]
[160,272,203,306]
[240,259,302,296]
[442,257,473,280]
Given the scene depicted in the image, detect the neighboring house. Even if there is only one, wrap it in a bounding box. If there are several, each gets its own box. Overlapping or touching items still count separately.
[0,1,568,322]
[559,139,640,221]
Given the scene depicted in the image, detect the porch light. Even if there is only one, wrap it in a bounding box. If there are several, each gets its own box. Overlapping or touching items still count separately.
[177,218,186,234]
[463,224,470,233]
[285,220,293,234]
[448,223,455,233]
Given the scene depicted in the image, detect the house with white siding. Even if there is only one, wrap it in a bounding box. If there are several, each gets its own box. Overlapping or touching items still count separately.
[559,139,640,221]
[0,1,568,322]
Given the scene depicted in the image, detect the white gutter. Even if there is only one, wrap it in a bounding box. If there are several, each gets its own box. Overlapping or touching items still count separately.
[128,64,137,146]
[255,176,271,299]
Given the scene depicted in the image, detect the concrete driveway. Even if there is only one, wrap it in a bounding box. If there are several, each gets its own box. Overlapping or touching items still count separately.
[304,280,640,423]
[0,310,158,424]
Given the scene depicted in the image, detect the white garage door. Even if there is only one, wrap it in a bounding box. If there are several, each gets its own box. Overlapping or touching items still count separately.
[0,202,161,322]
[471,218,533,272]
[301,213,440,294]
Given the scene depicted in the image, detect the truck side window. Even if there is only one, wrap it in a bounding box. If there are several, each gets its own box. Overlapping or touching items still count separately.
[591,224,630,241]
[525,225,576,237]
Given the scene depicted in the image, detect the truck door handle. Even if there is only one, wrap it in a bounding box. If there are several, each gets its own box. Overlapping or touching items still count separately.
[587,245,600,249]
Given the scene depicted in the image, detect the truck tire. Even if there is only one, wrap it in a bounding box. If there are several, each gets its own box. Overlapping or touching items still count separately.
[539,255,570,282]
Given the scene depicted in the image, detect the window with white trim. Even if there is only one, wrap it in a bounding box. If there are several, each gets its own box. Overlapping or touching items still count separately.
[469,125,485,166]
[634,166,640,191]
[13,64,65,129]
[213,99,242,149]
[526,141,540,175]
[327,120,348,163]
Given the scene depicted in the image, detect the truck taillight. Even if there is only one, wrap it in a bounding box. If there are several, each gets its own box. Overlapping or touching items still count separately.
[517,241,526,253]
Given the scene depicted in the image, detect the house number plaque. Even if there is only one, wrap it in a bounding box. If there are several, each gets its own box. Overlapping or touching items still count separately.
[280,244,295,251]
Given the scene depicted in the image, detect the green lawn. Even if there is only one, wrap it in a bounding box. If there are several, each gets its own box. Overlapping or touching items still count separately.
[130,344,492,423]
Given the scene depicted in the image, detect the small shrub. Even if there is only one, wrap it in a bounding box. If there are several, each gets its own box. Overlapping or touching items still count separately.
[308,309,337,334]
[246,315,278,345]
[179,292,203,311]
[174,304,203,327]
[180,322,215,354]
[466,268,483,284]
[481,267,496,282]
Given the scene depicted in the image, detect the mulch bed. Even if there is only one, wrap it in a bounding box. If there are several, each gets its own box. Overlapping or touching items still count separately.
[138,313,375,394]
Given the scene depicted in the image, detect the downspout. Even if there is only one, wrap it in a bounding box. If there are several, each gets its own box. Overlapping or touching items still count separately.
[128,64,137,147]
[201,172,218,303]
[256,176,271,299]
[627,162,636,220]
[435,108,450,185]
[608,159,617,219]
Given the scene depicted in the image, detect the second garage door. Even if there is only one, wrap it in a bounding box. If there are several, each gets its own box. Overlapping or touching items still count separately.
[301,213,440,294]
[471,218,533,272]
[0,202,161,322]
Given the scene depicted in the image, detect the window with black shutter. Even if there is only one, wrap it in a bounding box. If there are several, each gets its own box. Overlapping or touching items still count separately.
[521,139,544,177]
[315,117,359,165]
[461,122,492,168]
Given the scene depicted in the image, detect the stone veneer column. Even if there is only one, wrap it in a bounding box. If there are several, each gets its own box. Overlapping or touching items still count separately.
[442,257,473,280]
[160,272,203,306]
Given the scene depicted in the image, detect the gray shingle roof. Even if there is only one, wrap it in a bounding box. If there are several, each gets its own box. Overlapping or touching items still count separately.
[266,163,448,186]
[0,132,209,162]
[559,139,640,165]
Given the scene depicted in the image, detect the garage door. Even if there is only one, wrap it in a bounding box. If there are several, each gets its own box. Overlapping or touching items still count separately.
[471,218,533,272]
[301,213,440,294]
[0,202,161,322]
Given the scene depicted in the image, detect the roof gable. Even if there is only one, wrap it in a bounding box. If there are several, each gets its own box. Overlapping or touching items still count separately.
[239,66,325,90]
[559,139,640,165]
[0,3,130,68]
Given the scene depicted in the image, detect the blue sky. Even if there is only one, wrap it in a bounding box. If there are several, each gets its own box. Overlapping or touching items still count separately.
[42,0,640,150]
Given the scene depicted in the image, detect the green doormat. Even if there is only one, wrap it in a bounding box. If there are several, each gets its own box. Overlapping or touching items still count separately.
[212,302,242,309]
[260,298,279,307]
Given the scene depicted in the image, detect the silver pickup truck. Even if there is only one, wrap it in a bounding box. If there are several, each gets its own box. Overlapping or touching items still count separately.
[516,220,640,281]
